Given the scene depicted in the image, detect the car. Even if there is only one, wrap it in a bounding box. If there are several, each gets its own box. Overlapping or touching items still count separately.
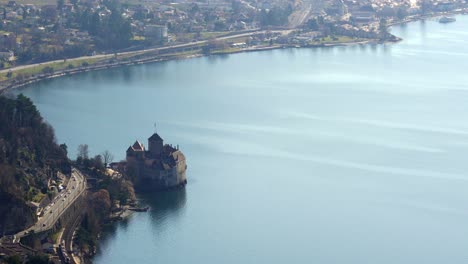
[72,186,75,189]
[43,223,46,227]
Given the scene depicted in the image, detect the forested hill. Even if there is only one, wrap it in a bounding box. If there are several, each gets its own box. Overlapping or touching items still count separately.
[0,94,70,235]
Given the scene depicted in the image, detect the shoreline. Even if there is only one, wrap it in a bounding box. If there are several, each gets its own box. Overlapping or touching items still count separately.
[0,11,464,94]
[389,9,467,26]
[0,39,391,93]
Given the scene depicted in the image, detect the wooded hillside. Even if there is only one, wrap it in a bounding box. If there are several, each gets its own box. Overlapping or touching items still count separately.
[0,94,70,235]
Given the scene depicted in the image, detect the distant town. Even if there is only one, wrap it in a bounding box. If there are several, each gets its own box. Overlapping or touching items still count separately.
[0,0,466,88]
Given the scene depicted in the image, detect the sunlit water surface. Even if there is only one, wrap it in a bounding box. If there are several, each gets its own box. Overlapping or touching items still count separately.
[18,16,468,263]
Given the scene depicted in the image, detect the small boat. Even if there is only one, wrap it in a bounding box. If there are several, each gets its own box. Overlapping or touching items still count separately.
[439,16,456,23]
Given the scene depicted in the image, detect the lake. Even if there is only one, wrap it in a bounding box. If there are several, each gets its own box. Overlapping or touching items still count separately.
[19,16,468,263]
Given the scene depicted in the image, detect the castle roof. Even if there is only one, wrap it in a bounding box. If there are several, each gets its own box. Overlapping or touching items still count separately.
[148,132,163,142]
[132,140,145,151]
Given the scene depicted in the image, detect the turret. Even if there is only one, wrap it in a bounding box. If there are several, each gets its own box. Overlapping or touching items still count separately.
[127,140,145,161]
[148,133,163,157]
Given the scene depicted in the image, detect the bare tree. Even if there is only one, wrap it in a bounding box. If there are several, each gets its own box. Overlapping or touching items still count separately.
[102,150,114,167]
[77,144,89,160]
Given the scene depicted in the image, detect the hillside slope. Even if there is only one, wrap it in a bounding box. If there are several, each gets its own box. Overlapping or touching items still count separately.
[0,94,70,235]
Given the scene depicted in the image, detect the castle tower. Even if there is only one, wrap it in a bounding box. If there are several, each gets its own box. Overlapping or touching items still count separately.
[127,140,145,161]
[148,133,163,157]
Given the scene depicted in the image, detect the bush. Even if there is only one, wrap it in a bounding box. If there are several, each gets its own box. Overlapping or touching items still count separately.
[81,62,89,67]
[16,73,25,81]
[41,66,54,74]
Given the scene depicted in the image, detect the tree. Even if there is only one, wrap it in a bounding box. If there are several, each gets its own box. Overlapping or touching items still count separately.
[92,155,104,170]
[59,143,68,156]
[41,66,54,74]
[77,144,89,160]
[397,8,408,20]
[306,18,319,30]
[57,0,64,11]
[91,189,111,219]
[379,18,388,39]
[420,0,430,15]
[22,6,27,20]
[89,11,100,35]
[102,150,114,167]
[25,254,51,264]
[5,255,21,264]
[41,5,58,22]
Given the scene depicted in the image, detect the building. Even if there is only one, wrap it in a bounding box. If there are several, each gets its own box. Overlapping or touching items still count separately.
[0,51,14,61]
[144,25,168,42]
[125,132,187,190]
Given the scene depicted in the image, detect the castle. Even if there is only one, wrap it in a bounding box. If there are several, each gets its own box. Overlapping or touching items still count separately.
[125,132,187,190]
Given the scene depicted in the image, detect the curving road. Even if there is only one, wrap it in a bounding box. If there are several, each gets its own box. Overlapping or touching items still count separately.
[15,168,86,240]
[0,30,266,75]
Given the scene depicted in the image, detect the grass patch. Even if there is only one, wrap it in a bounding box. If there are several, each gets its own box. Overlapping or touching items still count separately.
[0,57,104,80]
[49,229,61,243]
[132,35,146,41]
[314,35,364,44]
[32,191,46,203]
[212,47,242,54]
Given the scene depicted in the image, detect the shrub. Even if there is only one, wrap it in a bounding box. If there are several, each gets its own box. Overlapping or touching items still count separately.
[41,66,54,74]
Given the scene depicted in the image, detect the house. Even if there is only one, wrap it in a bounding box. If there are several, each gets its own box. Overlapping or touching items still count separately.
[5,11,18,20]
[351,11,376,23]
[144,24,168,41]
[435,1,455,11]
[0,51,14,61]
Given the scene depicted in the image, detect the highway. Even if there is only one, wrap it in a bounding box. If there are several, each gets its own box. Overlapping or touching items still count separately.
[0,30,265,75]
[15,168,86,239]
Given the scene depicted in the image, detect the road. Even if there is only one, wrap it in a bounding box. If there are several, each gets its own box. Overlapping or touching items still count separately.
[0,30,267,75]
[15,168,86,240]
[288,0,326,28]
[288,0,313,28]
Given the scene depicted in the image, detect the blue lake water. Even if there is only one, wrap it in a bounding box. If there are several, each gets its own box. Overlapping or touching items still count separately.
[18,16,468,263]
